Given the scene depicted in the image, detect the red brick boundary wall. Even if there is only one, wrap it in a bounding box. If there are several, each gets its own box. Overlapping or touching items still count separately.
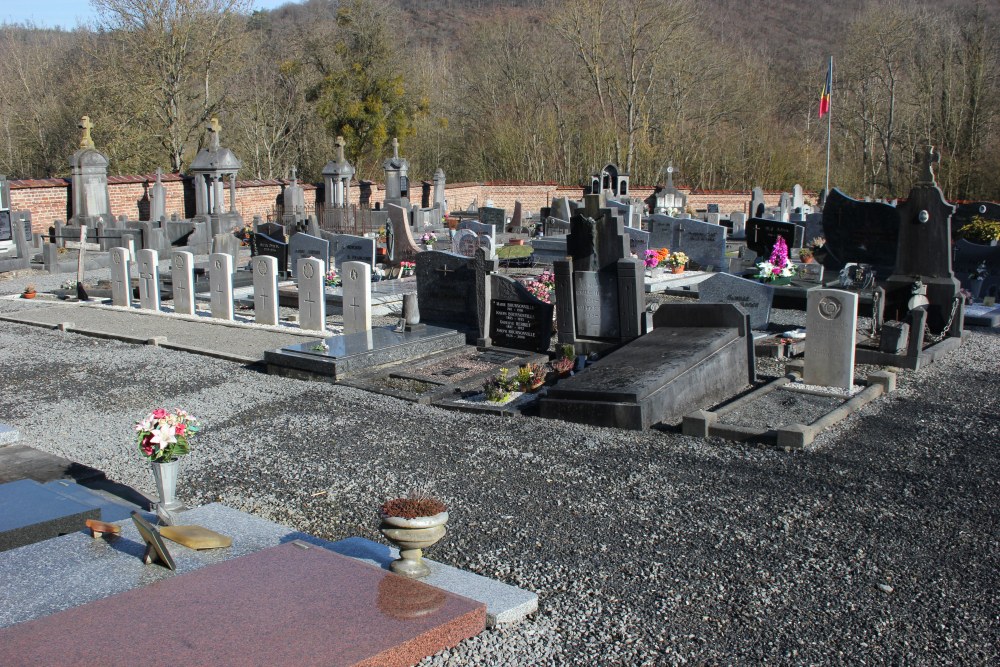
[9,174,809,233]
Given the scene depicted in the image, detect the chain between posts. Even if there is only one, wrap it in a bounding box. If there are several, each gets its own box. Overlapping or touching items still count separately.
[924,296,961,344]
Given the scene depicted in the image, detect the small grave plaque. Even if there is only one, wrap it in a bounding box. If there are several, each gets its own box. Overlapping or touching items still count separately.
[698,273,774,330]
[330,234,376,271]
[130,511,176,570]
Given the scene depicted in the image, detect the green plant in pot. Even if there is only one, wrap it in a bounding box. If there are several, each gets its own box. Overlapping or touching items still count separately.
[378,495,448,579]
[483,367,519,403]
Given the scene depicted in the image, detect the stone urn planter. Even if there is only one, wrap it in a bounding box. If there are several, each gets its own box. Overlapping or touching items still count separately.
[379,498,449,579]
[508,238,525,246]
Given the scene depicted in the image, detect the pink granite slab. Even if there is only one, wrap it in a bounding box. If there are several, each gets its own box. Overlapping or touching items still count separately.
[0,541,485,667]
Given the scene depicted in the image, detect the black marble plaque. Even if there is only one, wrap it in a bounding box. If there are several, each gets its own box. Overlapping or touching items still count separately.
[490,299,553,353]
[251,233,289,274]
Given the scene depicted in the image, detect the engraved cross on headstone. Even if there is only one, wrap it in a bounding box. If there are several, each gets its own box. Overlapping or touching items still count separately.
[916,141,940,186]
[78,116,94,149]
[302,290,317,320]
[140,267,155,297]
[436,264,454,277]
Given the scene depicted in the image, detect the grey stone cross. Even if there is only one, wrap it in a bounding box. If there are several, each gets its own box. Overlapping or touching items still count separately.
[916,142,940,186]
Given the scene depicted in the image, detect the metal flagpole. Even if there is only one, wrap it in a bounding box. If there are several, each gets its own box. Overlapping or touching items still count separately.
[825,56,833,194]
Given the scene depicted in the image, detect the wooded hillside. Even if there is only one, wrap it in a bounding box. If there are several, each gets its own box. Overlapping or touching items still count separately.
[0,0,997,201]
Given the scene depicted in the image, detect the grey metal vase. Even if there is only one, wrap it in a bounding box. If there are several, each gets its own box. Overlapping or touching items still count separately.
[150,460,183,511]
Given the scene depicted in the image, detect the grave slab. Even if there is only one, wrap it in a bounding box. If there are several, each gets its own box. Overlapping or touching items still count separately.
[0,541,485,667]
[0,444,103,485]
[0,423,18,446]
[0,479,100,552]
[265,325,467,382]
[0,503,534,631]
[539,304,753,429]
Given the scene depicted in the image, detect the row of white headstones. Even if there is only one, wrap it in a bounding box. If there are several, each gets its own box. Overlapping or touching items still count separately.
[108,247,373,335]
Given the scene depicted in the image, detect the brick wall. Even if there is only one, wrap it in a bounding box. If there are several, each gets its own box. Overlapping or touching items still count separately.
[9,174,812,233]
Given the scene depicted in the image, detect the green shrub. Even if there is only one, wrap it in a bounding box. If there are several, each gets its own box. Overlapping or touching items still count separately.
[958,216,1000,244]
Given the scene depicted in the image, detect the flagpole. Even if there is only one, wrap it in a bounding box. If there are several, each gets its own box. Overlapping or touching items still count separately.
[825,56,833,194]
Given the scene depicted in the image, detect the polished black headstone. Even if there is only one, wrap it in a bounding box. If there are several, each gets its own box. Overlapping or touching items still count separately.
[821,188,899,278]
[746,218,804,259]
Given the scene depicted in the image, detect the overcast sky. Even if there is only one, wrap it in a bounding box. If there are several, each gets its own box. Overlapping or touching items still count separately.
[2,1,298,30]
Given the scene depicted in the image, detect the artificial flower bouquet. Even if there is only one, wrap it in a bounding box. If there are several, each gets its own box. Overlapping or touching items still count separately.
[756,237,796,282]
[136,408,200,463]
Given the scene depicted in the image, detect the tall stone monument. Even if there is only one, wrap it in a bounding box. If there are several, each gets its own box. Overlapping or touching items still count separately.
[189,117,243,237]
[69,116,113,227]
[553,194,643,348]
[322,136,356,210]
[382,138,410,209]
[884,142,964,336]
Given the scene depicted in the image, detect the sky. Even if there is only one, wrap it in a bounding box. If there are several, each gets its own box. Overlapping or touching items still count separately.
[1,1,298,30]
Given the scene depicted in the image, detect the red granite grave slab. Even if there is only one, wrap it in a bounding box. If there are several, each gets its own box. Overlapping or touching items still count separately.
[0,541,485,667]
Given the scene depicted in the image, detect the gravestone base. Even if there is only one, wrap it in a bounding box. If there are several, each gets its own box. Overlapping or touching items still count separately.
[539,304,754,430]
[265,325,467,382]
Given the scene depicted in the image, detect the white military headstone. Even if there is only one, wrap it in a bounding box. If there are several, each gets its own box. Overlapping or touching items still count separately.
[252,255,279,326]
[209,252,234,321]
[171,250,196,316]
[341,261,372,335]
[297,257,326,332]
[110,247,131,307]
[804,288,859,390]
[136,249,160,310]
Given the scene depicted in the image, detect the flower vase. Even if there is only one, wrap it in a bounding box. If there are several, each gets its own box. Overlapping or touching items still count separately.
[150,460,183,511]
[379,512,449,579]
[671,265,685,274]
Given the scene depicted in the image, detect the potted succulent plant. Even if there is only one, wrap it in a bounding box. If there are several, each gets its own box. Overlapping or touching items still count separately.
[21,284,37,299]
[378,495,449,579]
[799,247,814,264]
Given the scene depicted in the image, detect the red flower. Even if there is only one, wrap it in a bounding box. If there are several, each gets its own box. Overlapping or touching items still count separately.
[141,435,154,456]
[152,408,168,420]
[175,423,186,435]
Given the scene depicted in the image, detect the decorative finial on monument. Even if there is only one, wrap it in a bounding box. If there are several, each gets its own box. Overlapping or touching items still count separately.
[916,140,940,187]
[335,135,345,162]
[207,117,222,151]
[155,167,163,183]
[665,161,675,189]
[392,137,399,159]
[290,166,297,183]
[78,116,95,150]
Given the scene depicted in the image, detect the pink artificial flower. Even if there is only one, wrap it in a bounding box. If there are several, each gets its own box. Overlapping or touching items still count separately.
[141,435,154,457]
[175,423,186,435]
[151,408,168,420]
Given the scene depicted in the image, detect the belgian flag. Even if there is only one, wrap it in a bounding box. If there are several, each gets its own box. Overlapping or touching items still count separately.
[819,58,832,118]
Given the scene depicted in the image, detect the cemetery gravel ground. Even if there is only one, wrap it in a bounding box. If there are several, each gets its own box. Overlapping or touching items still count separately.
[0,271,998,665]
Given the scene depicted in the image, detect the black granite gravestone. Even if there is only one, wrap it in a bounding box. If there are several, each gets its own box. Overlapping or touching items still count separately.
[415,250,478,337]
[746,218,804,260]
[821,188,899,278]
[251,233,289,275]
[479,206,505,231]
[954,239,1000,300]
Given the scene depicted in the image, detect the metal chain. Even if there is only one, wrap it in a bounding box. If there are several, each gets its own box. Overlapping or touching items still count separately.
[868,289,881,338]
[924,296,961,344]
